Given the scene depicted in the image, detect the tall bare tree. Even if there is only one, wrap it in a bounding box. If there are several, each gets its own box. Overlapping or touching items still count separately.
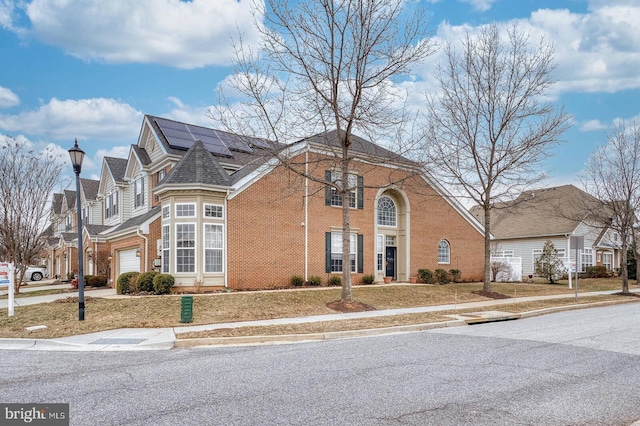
[579,119,640,293]
[213,0,435,302]
[0,137,64,293]
[424,23,570,293]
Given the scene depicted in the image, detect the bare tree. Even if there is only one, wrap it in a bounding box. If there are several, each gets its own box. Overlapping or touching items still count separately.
[0,136,64,293]
[579,119,640,293]
[213,0,435,302]
[424,23,570,293]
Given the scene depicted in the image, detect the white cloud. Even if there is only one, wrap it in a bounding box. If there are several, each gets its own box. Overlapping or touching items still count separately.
[0,97,143,141]
[0,86,19,108]
[458,0,496,12]
[0,0,15,29]
[19,0,261,69]
[579,119,608,132]
[420,1,640,96]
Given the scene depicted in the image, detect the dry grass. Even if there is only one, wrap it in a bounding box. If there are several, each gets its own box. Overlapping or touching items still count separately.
[0,278,636,339]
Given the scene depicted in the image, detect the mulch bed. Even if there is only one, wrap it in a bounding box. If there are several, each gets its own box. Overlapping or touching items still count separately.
[326,300,376,313]
[471,290,511,299]
[612,292,640,298]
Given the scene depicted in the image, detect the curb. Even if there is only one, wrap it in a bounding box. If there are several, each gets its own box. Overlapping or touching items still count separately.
[174,319,466,348]
[173,298,640,348]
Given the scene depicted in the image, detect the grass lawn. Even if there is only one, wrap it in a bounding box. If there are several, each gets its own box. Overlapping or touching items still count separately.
[0,278,637,340]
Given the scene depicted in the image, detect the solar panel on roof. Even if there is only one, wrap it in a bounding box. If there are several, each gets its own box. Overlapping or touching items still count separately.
[198,136,233,157]
[155,117,187,131]
[217,134,253,153]
[162,128,195,141]
[249,137,271,149]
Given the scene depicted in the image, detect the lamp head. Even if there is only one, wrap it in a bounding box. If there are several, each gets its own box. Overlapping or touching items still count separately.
[68,138,85,175]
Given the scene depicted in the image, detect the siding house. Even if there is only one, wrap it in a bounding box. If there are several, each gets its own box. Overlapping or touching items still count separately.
[46,115,487,290]
[470,185,624,277]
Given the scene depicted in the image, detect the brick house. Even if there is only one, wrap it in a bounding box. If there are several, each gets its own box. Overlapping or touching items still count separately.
[46,115,485,290]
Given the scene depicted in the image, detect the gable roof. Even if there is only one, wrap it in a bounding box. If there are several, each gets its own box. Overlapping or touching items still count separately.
[105,205,161,236]
[51,193,64,215]
[160,140,232,187]
[104,157,128,183]
[301,129,410,164]
[470,185,599,239]
[80,178,100,202]
[63,190,76,210]
[131,145,152,166]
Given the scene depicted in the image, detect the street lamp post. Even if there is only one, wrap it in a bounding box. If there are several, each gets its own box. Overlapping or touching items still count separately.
[68,139,85,321]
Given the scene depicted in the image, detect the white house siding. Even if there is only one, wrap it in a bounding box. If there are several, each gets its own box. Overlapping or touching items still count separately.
[495,236,569,277]
[145,132,166,164]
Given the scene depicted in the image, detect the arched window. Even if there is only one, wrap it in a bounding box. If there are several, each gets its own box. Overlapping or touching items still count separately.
[438,240,450,264]
[377,196,396,226]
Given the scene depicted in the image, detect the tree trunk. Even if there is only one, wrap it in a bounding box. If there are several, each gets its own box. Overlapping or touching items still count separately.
[341,153,353,303]
[620,235,629,293]
[483,205,492,293]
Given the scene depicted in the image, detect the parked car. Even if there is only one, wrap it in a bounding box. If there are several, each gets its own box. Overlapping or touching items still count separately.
[22,266,49,282]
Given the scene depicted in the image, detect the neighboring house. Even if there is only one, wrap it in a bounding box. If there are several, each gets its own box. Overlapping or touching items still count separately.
[470,185,624,277]
[46,115,487,290]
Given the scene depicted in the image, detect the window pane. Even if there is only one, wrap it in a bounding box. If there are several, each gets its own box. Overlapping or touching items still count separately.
[204,204,223,218]
[438,240,450,263]
[377,196,396,226]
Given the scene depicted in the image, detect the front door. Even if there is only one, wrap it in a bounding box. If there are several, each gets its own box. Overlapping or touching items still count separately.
[385,246,397,279]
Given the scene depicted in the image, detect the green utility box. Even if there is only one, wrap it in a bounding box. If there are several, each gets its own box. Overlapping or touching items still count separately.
[180,296,193,323]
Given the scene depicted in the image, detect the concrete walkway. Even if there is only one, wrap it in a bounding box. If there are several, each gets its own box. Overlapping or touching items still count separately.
[0,287,638,351]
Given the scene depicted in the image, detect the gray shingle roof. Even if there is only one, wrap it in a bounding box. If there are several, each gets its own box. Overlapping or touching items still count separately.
[104,157,128,183]
[63,190,76,209]
[51,193,63,215]
[132,145,152,166]
[61,232,77,242]
[85,224,112,237]
[301,129,411,164]
[80,178,100,202]
[161,140,232,187]
[469,185,598,239]
[106,206,161,235]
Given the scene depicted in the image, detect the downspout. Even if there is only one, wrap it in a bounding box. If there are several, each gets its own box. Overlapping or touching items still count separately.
[136,227,148,272]
[566,234,572,289]
[305,150,309,282]
[224,189,230,288]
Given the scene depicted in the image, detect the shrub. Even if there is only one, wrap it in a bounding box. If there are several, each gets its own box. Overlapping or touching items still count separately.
[116,272,139,295]
[87,275,108,287]
[136,271,158,293]
[434,269,451,284]
[417,269,434,284]
[291,275,304,286]
[586,265,608,278]
[328,275,341,286]
[449,269,462,283]
[308,275,322,286]
[153,273,175,295]
[361,274,375,285]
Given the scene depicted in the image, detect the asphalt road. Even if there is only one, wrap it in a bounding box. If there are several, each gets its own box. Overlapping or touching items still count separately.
[2,303,640,425]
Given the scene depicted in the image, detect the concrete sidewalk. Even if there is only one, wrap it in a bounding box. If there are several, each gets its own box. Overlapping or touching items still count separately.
[1,287,638,351]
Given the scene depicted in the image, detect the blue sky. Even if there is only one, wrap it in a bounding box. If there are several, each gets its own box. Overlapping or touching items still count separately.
[1,0,639,189]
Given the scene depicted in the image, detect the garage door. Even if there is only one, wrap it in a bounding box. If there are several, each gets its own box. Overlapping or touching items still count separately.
[119,249,140,274]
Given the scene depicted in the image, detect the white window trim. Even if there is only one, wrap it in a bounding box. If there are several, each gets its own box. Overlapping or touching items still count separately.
[330,232,356,273]
[162,205,170,220]
[203,224,224,273]
[377,196,397,227]
[330,171,358,209]
[204,203,224,219]
[175,223,196,274]
[376,234,384,271]
[438,240,451,264]
[175,203,196,218]
[162,225,170,273]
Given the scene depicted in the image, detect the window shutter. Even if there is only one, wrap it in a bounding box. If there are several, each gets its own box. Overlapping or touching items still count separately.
[357,234,364,273]
[357,175,364,209]
[325,232,332,273]
[325,170,332,206]
[141,178,145,206]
